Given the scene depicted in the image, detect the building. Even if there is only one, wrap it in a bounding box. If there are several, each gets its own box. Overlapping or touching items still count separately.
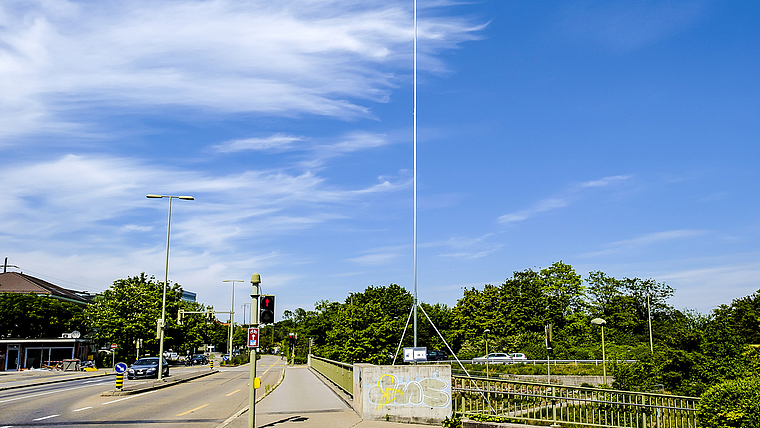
[0,271,93,371]
[181,290,197,303]
[0,272,92,306]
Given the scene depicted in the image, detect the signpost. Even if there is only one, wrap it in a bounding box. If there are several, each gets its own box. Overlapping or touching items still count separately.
[114,362,127,390]
[248,328,259,348]
[114,362,128,374]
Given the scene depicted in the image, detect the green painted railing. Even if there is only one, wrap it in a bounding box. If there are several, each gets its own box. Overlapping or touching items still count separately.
[309,355,353,396]
[452,375,699,428]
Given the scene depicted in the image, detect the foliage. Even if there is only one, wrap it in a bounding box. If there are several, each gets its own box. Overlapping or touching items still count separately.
[85,273,218,360]
[441,414,461,428]
[697,376,760,428]
[0,293,86,338]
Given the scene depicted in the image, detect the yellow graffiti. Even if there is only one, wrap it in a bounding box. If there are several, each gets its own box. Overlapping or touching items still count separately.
[375,374,404,409]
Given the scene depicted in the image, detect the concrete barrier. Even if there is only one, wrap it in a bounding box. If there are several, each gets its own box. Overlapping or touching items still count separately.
[353,363,451,425]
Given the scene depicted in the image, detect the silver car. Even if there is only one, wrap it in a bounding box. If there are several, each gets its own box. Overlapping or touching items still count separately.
[472,353,512,364]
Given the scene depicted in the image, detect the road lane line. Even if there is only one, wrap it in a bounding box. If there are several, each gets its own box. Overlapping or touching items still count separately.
[33,414,59,421]
[102,389,157,405]
[0,382,112,405]
[225,389,240,396]
[176,403,209,416]
[73,406,93,412]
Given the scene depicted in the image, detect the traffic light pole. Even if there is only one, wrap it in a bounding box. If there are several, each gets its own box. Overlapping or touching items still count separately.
[249,274,261,428]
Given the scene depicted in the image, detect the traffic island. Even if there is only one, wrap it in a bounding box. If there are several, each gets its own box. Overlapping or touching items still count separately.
[101,369,219,396]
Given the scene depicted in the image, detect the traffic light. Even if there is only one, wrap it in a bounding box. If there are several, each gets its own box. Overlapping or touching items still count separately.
[207,309,215,322]
[259,295,275,324]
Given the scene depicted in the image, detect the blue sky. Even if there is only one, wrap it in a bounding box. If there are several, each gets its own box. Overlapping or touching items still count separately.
[2,0,759,322]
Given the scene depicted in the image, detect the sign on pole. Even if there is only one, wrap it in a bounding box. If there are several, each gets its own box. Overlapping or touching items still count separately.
[247,327,259,348]
[111,343,118,350]
[404,347,427,362]
[114,362,128,374]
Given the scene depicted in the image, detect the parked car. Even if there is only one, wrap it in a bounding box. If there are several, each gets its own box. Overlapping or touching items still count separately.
[472,353,512,364]
[127,357,169,379]
[426,350,448,361]
[508,353,527,361]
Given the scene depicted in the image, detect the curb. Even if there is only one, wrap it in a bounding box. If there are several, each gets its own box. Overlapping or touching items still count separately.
[214,363,287,428]
[101,369,219,396]
[0,371,113,392]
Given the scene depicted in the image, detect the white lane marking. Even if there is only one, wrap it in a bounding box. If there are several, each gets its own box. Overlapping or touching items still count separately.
[1,425,12,428]
[0,382,111,405]
[33,414,59,421]
[102,389,157,405]
[73,406,93,412]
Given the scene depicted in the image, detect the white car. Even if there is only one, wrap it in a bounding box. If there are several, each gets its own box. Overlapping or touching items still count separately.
[472,353,512,364]
[508,353,527,361]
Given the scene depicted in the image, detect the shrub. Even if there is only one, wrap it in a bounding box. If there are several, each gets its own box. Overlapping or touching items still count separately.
[697,376,760,428]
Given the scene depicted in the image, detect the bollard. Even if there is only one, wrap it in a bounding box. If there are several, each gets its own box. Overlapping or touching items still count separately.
[210,359,214,370]
[116,374,123,390]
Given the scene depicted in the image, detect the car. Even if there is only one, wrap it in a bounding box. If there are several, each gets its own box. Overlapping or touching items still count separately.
[472,353,512,364]
[187,354,208,365]
[426,350,448,361]
[127,357,169,379]
[508,353,527,361]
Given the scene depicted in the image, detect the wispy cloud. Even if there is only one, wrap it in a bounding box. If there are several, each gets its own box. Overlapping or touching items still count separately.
[498,175,632,224]
[214,134,304,153]
[561,1,707,52]
[580,230,707,258]
[0,0,483,142]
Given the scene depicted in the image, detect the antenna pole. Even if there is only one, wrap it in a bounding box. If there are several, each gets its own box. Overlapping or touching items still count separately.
[413,0,418,348]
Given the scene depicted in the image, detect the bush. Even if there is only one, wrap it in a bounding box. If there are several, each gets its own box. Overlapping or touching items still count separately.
[697,376,760,428]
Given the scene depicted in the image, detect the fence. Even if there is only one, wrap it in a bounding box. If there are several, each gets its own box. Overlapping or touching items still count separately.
[452,375,699,428]
[310,355,353,396]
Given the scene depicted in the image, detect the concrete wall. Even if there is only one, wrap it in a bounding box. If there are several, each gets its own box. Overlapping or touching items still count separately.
[353,363,451,425]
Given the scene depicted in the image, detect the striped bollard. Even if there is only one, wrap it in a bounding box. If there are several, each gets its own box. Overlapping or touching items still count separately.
[116,374,124,390]
[210,359,214,370]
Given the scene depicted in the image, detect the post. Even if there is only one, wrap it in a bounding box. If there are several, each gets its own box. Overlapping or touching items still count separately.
[601,324,607,385]
[647,292,654,353]
[116,373,123,390]
[249,273,261,428]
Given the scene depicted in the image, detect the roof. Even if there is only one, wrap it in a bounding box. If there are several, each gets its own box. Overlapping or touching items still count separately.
[0,272,92,305]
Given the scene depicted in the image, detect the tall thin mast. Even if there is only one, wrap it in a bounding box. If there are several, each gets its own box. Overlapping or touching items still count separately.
[413,0,418,347]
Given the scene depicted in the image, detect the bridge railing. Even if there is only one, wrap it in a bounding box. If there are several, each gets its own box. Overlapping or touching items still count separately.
[309,355,353,396]
[452,375,699,428]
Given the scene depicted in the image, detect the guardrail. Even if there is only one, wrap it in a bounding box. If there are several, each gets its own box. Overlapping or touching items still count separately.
[309,355,353,396]
[452,375,699,428]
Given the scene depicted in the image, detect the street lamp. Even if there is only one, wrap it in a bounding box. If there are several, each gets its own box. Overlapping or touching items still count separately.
[484,329,490,379]
[147,194,194,381]
[223,280,244,363]
[591,318,607,385]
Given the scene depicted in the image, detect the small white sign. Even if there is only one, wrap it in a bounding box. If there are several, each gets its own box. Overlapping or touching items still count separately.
[403,347,427,362]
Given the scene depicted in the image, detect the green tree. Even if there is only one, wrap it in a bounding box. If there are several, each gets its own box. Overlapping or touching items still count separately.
[86,273,216,360]
[0,293,86,338]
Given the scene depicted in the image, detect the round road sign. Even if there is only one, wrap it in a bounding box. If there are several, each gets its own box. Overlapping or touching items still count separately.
[111,343,118,349]
[114,362,128,374]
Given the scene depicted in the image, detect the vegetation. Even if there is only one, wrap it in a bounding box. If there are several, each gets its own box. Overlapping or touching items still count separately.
[9,260,759,421]
[0,293,86,338]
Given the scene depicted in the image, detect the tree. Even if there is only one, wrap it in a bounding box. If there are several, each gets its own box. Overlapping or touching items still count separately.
[85,273,216,360]
[0,293,86,338]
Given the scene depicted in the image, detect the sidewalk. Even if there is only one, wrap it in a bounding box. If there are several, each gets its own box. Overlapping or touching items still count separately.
[223,366,436,428]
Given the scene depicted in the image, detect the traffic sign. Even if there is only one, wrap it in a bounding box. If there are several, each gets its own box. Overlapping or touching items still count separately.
[114,362,128,374]
[248,327,259,348]
[111,343,118,349]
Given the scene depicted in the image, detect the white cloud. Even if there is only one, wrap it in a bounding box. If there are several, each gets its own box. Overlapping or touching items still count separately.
[0,0,483,141]
[214,134,304,153]
[498,175,632,224]
[580,230,707,258]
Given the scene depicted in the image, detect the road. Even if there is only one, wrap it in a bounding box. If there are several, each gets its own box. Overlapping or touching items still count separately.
[0,355,285,427]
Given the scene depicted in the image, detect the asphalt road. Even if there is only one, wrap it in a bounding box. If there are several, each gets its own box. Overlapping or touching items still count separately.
[0,355,285,427]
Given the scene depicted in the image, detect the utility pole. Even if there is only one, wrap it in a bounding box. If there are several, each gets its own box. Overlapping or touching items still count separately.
[249,274,261,428]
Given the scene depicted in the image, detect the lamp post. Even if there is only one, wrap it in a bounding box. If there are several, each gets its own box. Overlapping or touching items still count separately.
[484,329,490,379]
[591,318,607,385]
[224,280,244,363]
[147,194,194,381]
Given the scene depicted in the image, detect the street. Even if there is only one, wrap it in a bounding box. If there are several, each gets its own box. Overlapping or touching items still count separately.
[0,355,285,427]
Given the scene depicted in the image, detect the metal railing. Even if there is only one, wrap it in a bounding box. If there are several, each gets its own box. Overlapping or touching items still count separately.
[452,375,699,428]
[309,355,353,396]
